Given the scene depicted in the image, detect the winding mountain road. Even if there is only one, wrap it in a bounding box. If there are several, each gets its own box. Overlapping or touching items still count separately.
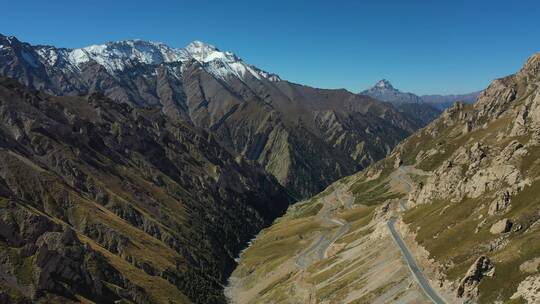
[388,217,446,304]
[295,188,352,268]
[294,167,446,303]
[389,166,446,304]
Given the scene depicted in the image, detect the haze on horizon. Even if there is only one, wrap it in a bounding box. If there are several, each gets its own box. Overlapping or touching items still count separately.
[3,0,539,95]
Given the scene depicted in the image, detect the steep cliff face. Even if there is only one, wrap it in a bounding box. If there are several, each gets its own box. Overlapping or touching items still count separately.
[0,34,425,198]
[0,78,292,303]
[230,53,540,303]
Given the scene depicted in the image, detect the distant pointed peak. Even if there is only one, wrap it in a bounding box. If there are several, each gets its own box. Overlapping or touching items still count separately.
[374,79,394,90]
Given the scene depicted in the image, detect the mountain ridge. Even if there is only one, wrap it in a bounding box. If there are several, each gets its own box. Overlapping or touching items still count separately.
[360,79,443,127]
[361,78,424,104]
[0,34,428,198]
[362,78,481,108]
[6,34,279,82]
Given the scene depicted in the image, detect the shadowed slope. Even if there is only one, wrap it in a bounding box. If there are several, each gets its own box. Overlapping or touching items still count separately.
[0,78,292,303]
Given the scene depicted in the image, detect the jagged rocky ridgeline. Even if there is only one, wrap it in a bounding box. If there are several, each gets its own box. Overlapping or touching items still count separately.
[0,34,432,198]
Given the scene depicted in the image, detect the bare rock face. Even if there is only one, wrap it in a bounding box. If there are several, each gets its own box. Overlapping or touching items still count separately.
[407,54,540,210]
[457,256,495,298]
[0,201,150,304]
[373,199,393,219]
[34,228,93,295]
[488,190,512,215]
[475,76,517,122]
[410,136,527,207]
[489,218,513,234]
[511,274,540,303]
[394,154,403,168]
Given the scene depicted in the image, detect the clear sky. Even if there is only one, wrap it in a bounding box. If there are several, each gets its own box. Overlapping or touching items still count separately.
[2,0,539,95]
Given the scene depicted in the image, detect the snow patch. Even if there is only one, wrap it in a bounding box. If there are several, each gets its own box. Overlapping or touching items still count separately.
[36,48,59,66]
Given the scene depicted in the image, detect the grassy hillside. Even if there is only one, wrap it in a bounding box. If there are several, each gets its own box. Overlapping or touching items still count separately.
[229,53,540,303]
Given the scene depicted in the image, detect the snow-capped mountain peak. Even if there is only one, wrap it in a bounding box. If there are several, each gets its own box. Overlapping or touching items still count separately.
[181,40,280,82]
[184,41,240,65]
[25,37,280,82]
[184,40,224,62]
[182,40,268,80]
[64,39,193,70]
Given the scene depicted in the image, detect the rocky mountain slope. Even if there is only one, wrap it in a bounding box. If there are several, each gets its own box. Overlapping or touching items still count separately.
[0,34,426,198]
[229,52,540,303]
[0,77,293,304]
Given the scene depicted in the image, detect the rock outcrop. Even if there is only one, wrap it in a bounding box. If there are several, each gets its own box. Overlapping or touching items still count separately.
[488,190,512,215]
[511,274,540,303]
[489,218,512,234]
[457,256,495,298]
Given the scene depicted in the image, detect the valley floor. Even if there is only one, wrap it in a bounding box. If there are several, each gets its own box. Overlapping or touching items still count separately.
[226,166,453,303]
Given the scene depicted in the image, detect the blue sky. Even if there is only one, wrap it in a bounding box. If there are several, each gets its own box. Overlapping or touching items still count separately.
[2,0,539,95]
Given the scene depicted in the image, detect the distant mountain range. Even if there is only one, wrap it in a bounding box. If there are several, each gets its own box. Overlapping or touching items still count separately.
[0,33,491,304]
[361,78,481,109]
[0,34,437,303]
[421,91,482,110]
[0,34,431,198]
[361,79,424,104]
[360,79,441,125]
